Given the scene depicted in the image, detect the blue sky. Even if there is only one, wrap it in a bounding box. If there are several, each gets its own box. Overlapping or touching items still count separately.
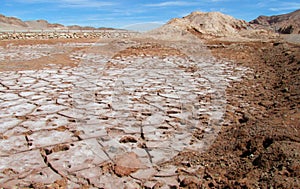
[1,0,300,30]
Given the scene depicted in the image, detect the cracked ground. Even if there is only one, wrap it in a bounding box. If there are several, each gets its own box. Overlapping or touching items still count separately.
[0,35,299,188]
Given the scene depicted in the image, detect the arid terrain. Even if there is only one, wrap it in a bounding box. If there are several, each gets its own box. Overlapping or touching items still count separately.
[0,11,299,188]
[250,9,300,34]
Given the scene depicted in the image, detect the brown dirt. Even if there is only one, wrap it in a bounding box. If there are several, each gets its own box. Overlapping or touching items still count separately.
[0,38,114,72]
[167,39,300,188]
[112,42,186,59]
[0,49,81,72]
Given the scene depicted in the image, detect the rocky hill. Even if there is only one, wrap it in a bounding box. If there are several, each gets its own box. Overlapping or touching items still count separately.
[180,11,249,36]
[148,11,273,40]
[0,14,27,29]
[0,14,110,31]
[0,14,65,30]
[250,9,300,34]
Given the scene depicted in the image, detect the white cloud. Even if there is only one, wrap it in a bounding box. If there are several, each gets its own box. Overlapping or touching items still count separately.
[256,1,300,12]
[12,0,59,3]
[12,0,116,8]
[269,2,300,11]
[210,7,228,13]
[60,0,115,8]
[145,1,197,7]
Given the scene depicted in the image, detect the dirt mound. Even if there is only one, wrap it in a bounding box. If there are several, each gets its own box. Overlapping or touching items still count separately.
[250,9,300,34]
[189,39,300,188]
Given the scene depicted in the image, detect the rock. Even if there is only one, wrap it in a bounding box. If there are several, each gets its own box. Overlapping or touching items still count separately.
[144,181,158,189]
[250,9,300,34]
[154,176,179,188]
[258,100,274,108]
[149,11,252,39]
[119,135,138,143]
[179,176,200,187]
[114,152,146,176]
[238,112,250,123]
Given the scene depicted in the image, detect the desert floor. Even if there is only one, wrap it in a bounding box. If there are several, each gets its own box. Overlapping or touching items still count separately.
[0,34,299,188]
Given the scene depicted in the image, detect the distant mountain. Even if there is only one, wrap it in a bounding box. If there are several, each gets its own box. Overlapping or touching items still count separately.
[25,20,65,30]
[0,14,27,29]
[0,14,66,30]
[0,14,116,31]
[250,9,300,34]
[123,22,163,32]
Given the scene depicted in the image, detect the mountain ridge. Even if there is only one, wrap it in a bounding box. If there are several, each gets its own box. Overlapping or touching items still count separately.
[1,10,299,34]
[250,9,300,34]
[0,14,116,31]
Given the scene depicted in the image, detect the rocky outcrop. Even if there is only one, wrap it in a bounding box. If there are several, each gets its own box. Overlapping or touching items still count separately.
[148,11,273,40]
[250,9,300,34]
[181,11,249,36]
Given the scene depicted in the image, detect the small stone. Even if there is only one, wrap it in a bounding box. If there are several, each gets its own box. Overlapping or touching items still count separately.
[282,87,289,92]
[258,100,274,108]
[238,112,250,123]
[179,176,200,187]
[114,152,146,176]
[181,161,191,167]
[119,135,138,143]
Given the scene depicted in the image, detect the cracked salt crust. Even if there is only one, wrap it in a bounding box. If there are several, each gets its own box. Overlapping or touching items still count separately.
[0,44,251,187]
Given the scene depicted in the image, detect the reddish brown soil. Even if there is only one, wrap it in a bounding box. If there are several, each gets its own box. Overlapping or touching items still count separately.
[112,43,186,59]
[0,39,100,72]
[169,40,300,188]
[0,48,82,72]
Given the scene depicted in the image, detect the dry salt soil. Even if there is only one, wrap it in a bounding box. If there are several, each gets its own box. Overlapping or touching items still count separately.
[0,34,299,188]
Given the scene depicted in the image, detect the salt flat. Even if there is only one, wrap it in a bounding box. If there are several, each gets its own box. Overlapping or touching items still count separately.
[0,41,249,187]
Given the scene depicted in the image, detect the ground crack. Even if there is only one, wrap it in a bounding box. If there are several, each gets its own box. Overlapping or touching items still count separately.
[40,148,84,186]
[140,123,153,164]
[96,138,114,163]
[40,148,62,177]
